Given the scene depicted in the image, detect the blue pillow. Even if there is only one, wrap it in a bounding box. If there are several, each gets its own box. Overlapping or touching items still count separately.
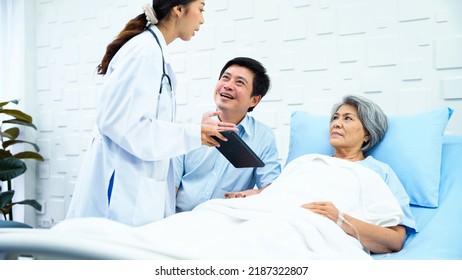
[286,108,453,208]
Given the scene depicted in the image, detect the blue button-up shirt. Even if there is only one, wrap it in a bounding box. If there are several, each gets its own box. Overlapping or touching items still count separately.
[174,115,281,212]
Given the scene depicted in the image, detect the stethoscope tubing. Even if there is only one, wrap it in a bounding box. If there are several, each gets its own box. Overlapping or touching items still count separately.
[147,27,176,122]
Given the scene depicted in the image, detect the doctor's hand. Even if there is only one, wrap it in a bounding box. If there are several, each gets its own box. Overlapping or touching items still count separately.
[201,111,237,147]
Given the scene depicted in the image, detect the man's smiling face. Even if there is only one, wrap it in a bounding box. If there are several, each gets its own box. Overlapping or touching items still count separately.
[214,65,259,119]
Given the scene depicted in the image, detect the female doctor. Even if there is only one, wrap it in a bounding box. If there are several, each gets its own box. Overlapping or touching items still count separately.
[66,0,236,226]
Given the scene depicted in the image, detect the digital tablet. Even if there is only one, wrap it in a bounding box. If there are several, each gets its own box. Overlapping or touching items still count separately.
[212,130,265,168]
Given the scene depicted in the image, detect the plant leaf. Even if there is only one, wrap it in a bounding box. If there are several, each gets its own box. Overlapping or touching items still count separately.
[0,150,13,159]
[0,158,27,181]
[3,140,40,152]
[12,199,42,211]
[0,100,19,108]
[2,119,37,130]
[0,109,33,123]
[1,127,20,140]
[0,190,14,208]
[14,151,45,161]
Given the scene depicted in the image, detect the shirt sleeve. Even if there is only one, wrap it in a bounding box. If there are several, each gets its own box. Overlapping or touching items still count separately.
[173,154,185,187]
[254,129,282,189]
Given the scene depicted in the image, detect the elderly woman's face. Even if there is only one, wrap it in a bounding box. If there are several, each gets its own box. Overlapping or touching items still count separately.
[329,104,369,152]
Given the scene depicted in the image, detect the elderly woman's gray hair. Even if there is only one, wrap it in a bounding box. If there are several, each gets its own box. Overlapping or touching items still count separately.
[331,95,388,153]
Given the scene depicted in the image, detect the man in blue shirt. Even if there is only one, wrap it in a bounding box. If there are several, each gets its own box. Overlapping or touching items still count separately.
[174,57,281,212]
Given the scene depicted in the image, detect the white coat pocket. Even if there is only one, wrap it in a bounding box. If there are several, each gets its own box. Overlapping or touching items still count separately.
[132,176,167,226]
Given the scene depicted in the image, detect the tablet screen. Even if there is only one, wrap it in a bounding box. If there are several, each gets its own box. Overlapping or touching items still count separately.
[212,131,265,168]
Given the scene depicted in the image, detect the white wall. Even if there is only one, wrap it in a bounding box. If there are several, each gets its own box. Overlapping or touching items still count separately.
[28,0,462,227]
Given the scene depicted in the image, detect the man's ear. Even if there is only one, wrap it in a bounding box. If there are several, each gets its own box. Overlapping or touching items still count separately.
[250,95,262,107]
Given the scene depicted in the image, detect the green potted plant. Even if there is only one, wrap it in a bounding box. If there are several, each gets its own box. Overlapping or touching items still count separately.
[0,99,44,223]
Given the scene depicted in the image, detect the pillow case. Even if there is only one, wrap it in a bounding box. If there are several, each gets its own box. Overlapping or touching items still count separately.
[286,107,453,208]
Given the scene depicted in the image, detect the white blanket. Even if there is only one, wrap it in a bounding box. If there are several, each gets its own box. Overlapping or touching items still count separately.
[54,154,404,259]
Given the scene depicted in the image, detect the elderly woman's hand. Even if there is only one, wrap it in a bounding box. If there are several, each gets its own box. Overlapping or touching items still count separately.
[301,201,340,224]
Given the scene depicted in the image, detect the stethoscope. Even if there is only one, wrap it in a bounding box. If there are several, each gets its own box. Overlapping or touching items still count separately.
[146,28,176,122]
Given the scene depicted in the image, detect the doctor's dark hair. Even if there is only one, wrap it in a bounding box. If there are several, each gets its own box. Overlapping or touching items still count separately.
[97,0,197,75]
[219,57,271,112]
[330,95,388,154]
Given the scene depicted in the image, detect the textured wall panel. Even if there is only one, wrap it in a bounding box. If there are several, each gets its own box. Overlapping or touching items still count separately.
[315,11,335,35]
[175,80,189,105]
[398,89,431,113]
[80,115,95,132]
[401,59,423,81]
[36,68,51,90]
[265,74,283,102]
[435,36,462,69]
[257,0,279,21]
[191,25,215,52]
[441,78,462,100]
[38,162,50,179]
[38,111,54,132]
[63,88,79,110]
[398,0,431,22]
[277,51,296,71]
[230,0,254,20]
[286,85,304,105]
[292,0,312,8]
[54,158,68,174]
[301,42,329,71]
[55,112,68,128]
[337,41,360,63]
[363,70,384,93]
[36,25,50,47]
[337,4,369,35]
[217,24,236,43]
[188,54,212,79]
[36,139,51,160]
[64,134,81,156]
[80,87,97,109]
[367,36,398,67]
[282,15,308,41]
[46,200,66,221]
[253,111,278,129]
[50,176,66,197]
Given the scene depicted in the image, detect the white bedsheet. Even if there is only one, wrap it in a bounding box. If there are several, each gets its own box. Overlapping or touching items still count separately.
[54,154,404,259]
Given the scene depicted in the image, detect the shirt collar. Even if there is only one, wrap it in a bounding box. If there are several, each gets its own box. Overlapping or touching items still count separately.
[236,115,252,137]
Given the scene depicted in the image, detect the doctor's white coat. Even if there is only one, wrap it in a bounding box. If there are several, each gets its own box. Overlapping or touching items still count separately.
[66,26,201,226]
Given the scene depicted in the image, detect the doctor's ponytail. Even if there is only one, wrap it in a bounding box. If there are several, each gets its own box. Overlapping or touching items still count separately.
[97,0,196,75]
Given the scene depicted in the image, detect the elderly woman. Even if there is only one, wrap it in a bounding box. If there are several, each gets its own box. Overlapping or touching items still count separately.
[301,95,416,254]
[227,95,416,254]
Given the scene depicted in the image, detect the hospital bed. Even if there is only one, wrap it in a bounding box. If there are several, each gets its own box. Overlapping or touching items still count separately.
[0,108,461,260]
